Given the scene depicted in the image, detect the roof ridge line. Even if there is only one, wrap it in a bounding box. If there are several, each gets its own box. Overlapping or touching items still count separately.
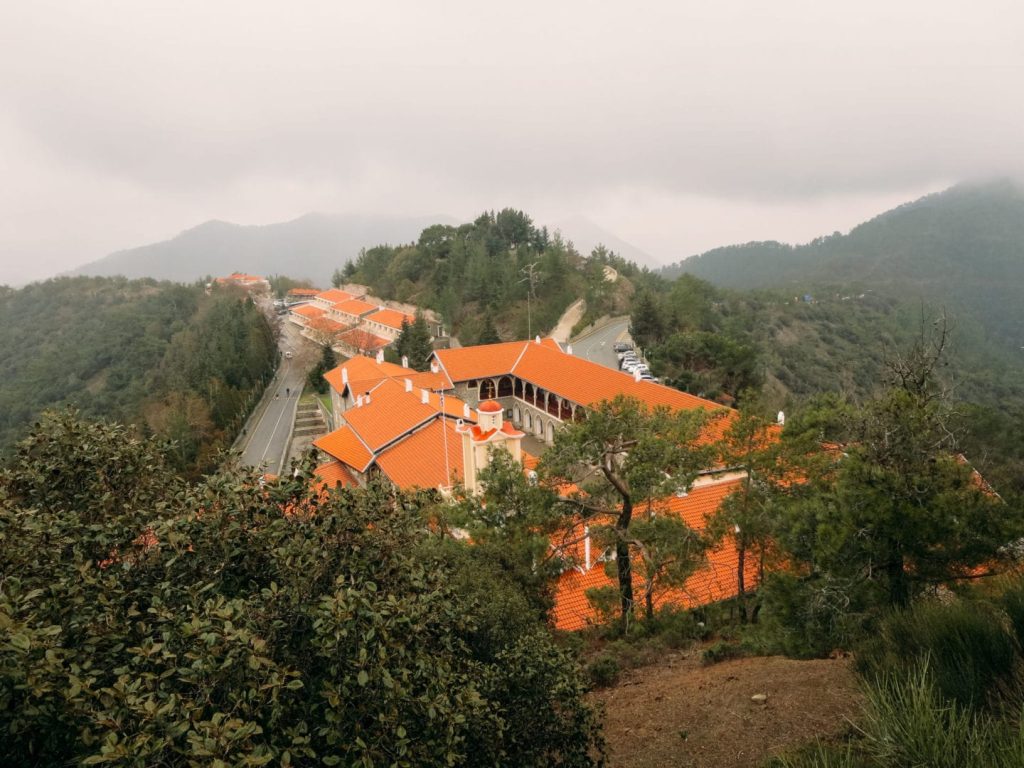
[370,411,442,457]
[509,339,534,374]
[431,352,455,389]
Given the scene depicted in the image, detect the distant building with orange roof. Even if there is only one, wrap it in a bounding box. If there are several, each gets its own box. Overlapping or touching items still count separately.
[363,308,416,341]
[330,298,379,326]
[214,272,270,292]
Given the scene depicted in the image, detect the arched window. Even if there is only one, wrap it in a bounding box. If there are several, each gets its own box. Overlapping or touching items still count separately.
[514,378,523,398]
[480,379,496,399]
[525,412,532,431]
[497,376,513,397]
[547,421,555,443]
[535,417,544,437]
[513,406,521,425]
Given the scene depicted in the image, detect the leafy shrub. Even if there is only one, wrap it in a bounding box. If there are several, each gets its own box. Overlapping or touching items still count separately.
[586,655,621,688]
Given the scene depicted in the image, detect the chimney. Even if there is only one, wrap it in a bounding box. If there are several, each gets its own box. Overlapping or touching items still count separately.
[375,350,384,364]
[584,525,591,571]
[463,403,471,419]
[430,360,439,374]
[421,388,429,405]
[356,394,363,408]
[364,392,371,405]
[634,369,642,382]
[342,368,349,385]
[404,378,413,392]
[567,344,573,355]
[777,410,785,426]
[401,355,409,368]
[535,335,541,344]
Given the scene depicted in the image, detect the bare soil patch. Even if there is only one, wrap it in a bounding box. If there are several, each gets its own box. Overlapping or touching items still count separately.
[591,652,861,768]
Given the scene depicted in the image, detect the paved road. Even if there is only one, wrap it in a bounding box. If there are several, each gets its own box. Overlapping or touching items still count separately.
[239,322,309,473]
[569,317,631,370]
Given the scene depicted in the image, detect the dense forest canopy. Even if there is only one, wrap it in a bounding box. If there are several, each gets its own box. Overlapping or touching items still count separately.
[0,276,276,474]
[341,209,652,342]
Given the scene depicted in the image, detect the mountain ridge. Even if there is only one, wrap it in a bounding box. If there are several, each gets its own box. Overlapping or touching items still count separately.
[662,179,1024,350]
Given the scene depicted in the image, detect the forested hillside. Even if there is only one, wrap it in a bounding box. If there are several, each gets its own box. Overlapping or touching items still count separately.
[341,209,647,342]
[663,180,1024,351]
[0,277,276,474]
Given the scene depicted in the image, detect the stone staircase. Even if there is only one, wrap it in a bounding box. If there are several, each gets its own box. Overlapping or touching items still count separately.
[286,399,330,466]
[293,401,327,439]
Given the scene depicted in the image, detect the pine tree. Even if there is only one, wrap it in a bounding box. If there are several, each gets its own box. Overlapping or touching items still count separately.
[397,312,434,371]
[478,315,501,345]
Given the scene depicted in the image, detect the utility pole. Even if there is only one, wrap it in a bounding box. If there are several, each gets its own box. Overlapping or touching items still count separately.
[520,261,543,338]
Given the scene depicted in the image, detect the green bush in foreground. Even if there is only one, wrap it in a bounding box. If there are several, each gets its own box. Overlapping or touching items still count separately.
[0,413,603,767]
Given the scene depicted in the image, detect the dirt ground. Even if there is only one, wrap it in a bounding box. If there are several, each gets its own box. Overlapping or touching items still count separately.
[591,652,862,768]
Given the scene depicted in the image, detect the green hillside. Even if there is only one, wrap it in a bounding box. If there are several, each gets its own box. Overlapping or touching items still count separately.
[343,209,648,342]
[0,276,276,474]
[665,180,1024,350]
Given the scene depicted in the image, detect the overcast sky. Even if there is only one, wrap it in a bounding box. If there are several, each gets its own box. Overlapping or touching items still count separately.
[1,1,1021,285]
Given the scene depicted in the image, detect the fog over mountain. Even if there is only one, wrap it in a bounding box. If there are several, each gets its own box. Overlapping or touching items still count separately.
[70,214,453,286]
[552,215,661,270]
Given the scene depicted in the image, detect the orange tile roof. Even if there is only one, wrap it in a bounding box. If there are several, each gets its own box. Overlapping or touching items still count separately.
[407,369,453,390]
[435,338,730,435]
[366,308,415,330]
[550,477,756,631]
[323,357,453,397]
[291,304,326,319]
[434,340,535,381]
[287,287,320,296]
[343,378,439,451]
[314,460,358,490]
[332,298,378,317]
[316,288,353,304]
[313,426,374,472]
[375,419,464,490]
[306,316,345,334]
[337,327,390,352]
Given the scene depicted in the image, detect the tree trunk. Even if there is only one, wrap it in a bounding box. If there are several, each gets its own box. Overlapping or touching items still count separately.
[737,544,747,624]
[887,553,909,608]
[617,497,634,632]
[645,583,654,621]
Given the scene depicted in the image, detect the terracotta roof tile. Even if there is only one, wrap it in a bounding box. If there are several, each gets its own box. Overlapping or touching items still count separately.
[291,304,326,319]
[551,477,756,631]
[343,378,438,451]
[434,340,534,382]
[374,419,464,490]
[365,308,415,330]
[332,298,378,317]
[313,426,373,472]
[316,288,353,304]
[314,460,358,490]
[306,316,345,334]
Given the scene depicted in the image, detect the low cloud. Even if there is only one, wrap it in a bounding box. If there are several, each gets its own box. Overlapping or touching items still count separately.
[1,0,1021,283]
